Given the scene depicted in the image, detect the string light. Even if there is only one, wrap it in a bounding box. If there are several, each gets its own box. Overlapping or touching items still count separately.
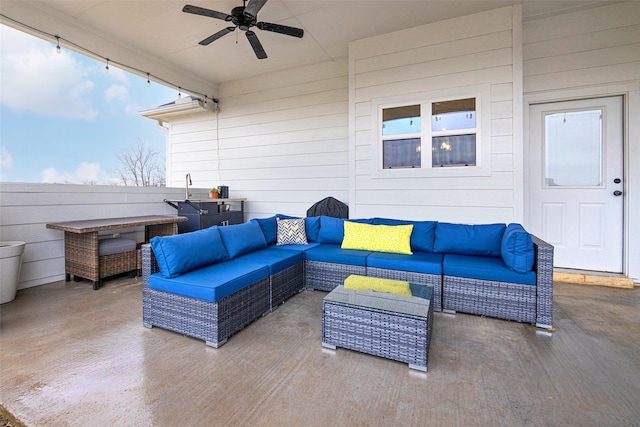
[0,14,219,104]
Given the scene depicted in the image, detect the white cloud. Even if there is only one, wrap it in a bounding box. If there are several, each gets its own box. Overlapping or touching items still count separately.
[105,84,129,103]
[41,162,103,184]
[0,25,97,120]
[0,147,13,169]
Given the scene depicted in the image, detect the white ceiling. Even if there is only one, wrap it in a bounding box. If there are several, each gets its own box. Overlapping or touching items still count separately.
[0,0,611,97]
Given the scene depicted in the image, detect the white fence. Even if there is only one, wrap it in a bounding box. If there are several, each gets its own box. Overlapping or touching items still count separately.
[0,183,212,290]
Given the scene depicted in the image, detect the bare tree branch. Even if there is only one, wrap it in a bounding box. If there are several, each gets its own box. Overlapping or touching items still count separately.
[116,140,165,186]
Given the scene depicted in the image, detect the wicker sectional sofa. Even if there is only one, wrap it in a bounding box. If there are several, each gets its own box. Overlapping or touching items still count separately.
[142,215,553,347]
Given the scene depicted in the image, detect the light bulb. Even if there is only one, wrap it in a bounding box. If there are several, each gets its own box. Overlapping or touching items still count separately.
[105,59,109,74]
[55,36,61,54]
[147,73,150,87]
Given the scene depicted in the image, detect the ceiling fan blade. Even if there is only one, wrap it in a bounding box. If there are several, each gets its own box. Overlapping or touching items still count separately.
[199,27,236,46]
[183,4,232,22]
[244,0,268,20]
[257,22,304,38]
[246,31,267,59]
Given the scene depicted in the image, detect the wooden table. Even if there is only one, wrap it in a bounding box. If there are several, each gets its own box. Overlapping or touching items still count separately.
[47,215,186,289]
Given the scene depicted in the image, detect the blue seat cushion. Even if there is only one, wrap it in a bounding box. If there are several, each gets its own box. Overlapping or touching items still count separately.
[235,246,303,275]
[443,254,536,285]
[501,223,535,273]
[269,242,321,253]
[219,221,268,259]
[372,218,437,252]
[148,260,269,303]
[304,244,371,266]
[366,251,443,275]
[434,222,506,257]
[150,226,228,278]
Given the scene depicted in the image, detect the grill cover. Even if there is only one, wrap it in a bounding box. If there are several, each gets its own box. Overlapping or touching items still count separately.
[306,197,348,219]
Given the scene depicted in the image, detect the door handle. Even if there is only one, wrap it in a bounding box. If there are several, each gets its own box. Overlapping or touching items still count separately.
[613,190,623,196]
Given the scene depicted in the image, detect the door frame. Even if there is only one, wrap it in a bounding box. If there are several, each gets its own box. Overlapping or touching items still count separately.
[523,84,640,282]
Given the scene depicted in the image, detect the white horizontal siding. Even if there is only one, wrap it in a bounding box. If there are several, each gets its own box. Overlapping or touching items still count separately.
[523,2,640,94]
[0,183,193,290]
[350,6,519,223]
[167,59,350,219]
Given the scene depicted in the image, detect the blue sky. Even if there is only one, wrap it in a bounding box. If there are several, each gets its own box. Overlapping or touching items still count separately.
[0,24,179,184]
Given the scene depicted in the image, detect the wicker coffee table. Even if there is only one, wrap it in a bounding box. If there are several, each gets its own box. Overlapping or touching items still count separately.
[322,275,434,372]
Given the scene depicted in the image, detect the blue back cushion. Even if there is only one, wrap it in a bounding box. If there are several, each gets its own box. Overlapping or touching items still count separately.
[304,216,321,242]
[150,226,228,278]
[317,216,345,244]
[219,221,268,259]
[501,223,535,273]
[250,216,278,245]
[372,217,437,252]
[316,216,373,244]
[434,222,506,257]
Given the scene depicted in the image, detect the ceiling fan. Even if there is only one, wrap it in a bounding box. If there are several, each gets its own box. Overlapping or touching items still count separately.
[183,0,304,59]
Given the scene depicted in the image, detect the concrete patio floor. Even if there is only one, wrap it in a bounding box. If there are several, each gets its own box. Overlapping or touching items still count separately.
[1,276,639,426]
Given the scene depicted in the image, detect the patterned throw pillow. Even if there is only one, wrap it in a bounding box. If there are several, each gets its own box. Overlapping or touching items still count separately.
[276,218,308,245]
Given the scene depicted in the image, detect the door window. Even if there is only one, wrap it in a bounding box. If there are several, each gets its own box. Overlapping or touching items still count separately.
[544,109,603,187]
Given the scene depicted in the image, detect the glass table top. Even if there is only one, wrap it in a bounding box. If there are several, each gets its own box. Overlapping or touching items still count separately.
[323,276,432,318]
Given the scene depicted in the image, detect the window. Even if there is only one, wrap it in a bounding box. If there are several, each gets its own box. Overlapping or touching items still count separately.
[381,105,421,169]
[431,98,476,167]
[380,96,479,170]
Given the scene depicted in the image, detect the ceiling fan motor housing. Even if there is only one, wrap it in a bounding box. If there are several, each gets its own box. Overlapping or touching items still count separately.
[230,6,256,31]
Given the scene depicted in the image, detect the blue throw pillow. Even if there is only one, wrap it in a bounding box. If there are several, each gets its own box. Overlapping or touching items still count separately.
[218,221,268,259]
[434,222,506,257]
[304,216,321,242]
[501,223,535,273]
[250,216,278,245]
[317,216,345,244]
[372,218,437,252]
[150,226,228,278]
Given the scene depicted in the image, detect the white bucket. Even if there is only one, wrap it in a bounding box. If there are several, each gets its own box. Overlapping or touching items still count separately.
[0,241,26,304]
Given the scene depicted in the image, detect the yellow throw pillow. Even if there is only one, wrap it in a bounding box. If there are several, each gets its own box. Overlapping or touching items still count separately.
[341,221,413,255]
[344,275,412,297]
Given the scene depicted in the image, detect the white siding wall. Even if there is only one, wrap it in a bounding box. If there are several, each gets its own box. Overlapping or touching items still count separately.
[523,1,640,281]
[349,7,521,223]
[0,183,203,290]
[166,60,350,218]
[523,2,640,95]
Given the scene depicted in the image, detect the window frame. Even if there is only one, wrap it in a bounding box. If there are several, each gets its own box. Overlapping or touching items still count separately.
[372,85,492,178]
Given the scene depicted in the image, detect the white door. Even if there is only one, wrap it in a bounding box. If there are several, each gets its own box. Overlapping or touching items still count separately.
[528,96,624,273]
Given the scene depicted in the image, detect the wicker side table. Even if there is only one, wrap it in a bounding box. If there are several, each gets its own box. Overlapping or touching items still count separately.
[322,277,434,372]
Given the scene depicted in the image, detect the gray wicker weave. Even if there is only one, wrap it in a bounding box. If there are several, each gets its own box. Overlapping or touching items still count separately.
[322,282,434,371]
[367,267,442,311]
[142,245,271,347]
[305,260,366,291]
[442,234,554,328]
[271,262,304,310]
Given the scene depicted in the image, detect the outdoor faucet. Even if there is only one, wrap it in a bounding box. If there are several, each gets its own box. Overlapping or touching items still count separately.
[185,173,192,200]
